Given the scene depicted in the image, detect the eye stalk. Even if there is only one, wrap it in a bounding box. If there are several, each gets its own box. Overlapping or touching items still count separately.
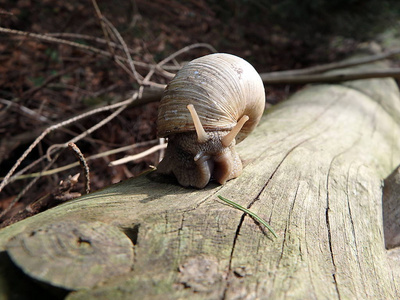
[187,104,249,147]
[221,115,249,147]
[187,104,208,143]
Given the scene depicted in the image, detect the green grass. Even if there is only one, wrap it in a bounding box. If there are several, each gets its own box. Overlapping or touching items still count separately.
[217,195,277,238]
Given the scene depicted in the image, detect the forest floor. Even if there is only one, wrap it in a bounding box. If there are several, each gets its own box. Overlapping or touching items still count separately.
[0,0,390,226]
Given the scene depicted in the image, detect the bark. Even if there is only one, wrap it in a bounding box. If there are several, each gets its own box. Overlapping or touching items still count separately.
[1,65,400,299]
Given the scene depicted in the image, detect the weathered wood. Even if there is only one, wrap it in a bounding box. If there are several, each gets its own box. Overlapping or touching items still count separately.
[6,220,134,290]
[1,65,400,299]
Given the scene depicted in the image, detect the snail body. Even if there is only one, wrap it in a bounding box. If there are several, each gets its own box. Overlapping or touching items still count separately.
[156,53,265,188]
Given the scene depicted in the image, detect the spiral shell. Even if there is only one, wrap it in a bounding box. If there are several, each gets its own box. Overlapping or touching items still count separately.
[157,53,265,143]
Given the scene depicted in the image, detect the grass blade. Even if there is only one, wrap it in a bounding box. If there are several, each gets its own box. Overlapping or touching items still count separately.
[217,195,277,238]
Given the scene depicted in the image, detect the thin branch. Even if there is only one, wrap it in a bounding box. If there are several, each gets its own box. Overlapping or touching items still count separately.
[0,27,150,69]
[46,32,137,54]
[46,92,138,159]
[0,86,164,172]
[261,68,400,84]
[0,151,62,220]
[128,0,141,28]
[0,98,49,122]
[91,0,116,57]
[109,144,167,166]
[3,140,159,181]
[0,8,14,17]
[1,27,218,81]
[68,142,90,194]
[101,17,142,84]
[143,43,218,82]
[4,24,400,84]
[90,1,144,83]
[157,43,217,69]
[0,94,138,193]
[264,48,400,78]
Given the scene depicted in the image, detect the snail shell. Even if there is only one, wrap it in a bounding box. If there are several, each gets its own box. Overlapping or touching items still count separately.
[156,53,265,188]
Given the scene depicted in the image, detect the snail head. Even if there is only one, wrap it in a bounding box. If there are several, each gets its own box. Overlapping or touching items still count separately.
[156,104,249,188]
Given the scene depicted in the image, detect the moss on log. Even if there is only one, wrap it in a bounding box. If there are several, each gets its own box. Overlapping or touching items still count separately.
[1,68,400,299]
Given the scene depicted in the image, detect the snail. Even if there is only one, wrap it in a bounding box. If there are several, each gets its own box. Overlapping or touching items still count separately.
[156,53,265,188]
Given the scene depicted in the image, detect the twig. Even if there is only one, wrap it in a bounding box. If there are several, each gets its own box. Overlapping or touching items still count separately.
[143,43,218,82]
[101,17,142,84]
[0,151,62,220]
[4,24,400,84]
[0,98,49,122]
[91,0,115,57]
[51,173,82,202]
[1,26,217,81]
[0,94,138,193]
[157,43,217,69]
[68,142,90,194]
[0,86,164,172]
[46,92,138,160]
[0,8,14,17]
[265,47,400,78]
[261,67,400,84]
[46,32,137,54]
[0,27,150,69]
[109,143,167,166]
[91,0,144,82]
[128,0,141,28]
[3,140,159,181]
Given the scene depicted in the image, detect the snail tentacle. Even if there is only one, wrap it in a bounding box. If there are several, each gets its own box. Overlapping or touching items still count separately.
[187,104,208,143]
[193,154,214,188]
[194,151,208,162]
[221,115,249,147]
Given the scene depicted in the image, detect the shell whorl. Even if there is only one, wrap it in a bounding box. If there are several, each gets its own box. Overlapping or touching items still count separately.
[157,53,265,143]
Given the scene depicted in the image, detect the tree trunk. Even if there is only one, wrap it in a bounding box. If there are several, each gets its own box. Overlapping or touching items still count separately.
[1,63,400,299]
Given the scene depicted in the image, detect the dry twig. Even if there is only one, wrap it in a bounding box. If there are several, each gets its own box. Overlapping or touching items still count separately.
[101,17,143,83]
[0,99,49,122]
[108,143,167,166]
[91,0,115,58]
[0,27,151,70]
[261,67,400,84]
[0,94,138,194]
[0,152,62,220]
[265,47,400,78]
[3,140,159,182]
[46,93,138,159]
[46,32,137,54]
[68,142,90,194]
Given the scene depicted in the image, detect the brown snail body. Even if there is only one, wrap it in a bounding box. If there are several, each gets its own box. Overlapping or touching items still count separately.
[156,53,265,188]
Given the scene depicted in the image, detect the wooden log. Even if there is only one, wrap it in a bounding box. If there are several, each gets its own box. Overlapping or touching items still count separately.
[1,65,400,299]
